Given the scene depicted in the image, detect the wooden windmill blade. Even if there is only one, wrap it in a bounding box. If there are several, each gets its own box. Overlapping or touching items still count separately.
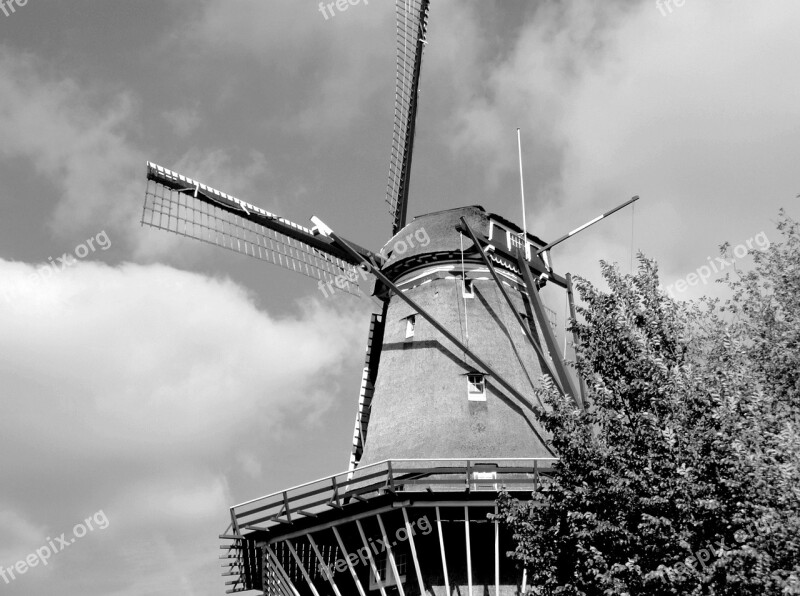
[385,0,431,235]
[142,162,373,297]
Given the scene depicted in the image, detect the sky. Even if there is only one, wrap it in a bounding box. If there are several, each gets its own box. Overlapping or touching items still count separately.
[1,1,799,594]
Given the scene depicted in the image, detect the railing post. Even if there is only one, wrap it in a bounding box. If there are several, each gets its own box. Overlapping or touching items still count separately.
[282,491,292,523]
[387,461,395,493]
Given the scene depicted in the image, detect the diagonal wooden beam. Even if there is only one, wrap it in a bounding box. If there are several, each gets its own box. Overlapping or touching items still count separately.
[376,514,405,596]
[328,229,554,454]
[286,540,321,596]
[436,507,450,596]
[495,503,500,594]
[356,520,388,596]
[566,273,588,407]
[402,508,425,595]
[516,250,583,410]
[266,545,301,596]
[459,217,566,395]
[307,534,342,596]
[332,526,368,596]
[464,506,473,596]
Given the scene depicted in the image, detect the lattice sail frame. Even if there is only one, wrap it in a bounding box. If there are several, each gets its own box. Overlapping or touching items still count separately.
[385,0,431,234]
[142,162,362,296]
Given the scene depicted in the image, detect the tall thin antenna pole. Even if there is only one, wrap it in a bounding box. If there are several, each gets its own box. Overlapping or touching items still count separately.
[517,128,528,244]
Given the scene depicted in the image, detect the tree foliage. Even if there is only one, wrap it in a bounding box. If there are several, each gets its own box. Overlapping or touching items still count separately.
[497,211,800,595]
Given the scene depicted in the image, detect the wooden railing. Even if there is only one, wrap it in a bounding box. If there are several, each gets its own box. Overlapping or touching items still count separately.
[229,458,557,536]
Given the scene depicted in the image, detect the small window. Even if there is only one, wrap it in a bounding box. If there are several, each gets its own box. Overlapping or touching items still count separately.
[467,374,486,401]
[369,553,407,590]
[462,278,474,299]
[405,315,416,340]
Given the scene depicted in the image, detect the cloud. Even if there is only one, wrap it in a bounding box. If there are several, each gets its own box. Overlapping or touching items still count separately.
[0,258,365,594]
[0,50,144,237]
[426,1,800,289]
[174,0,396,135]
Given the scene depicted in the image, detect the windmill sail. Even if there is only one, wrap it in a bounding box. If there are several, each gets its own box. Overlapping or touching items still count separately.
[142,162,364,296]
[385,0,430,234]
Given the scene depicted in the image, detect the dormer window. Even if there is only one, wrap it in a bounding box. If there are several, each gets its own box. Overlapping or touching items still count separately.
[467,374,486,401]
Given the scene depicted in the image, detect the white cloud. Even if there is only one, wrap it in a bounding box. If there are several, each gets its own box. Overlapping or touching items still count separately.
[0,258,365,593]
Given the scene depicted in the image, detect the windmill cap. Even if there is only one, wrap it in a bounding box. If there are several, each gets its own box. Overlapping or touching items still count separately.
[378,205,548,271]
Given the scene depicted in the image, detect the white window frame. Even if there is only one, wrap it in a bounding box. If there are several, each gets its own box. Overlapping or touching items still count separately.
[369,553,407,590]
[405,314,416,340]
[472,470,498,491]
[462,277,475,299]
[507,230,532,260]
[467,374,486,401]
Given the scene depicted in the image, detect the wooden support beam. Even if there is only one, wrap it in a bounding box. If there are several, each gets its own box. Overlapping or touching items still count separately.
[308,534,343,596]
[460,217,567,395]
[517,249,583,410]
[495,503,500,594]
[436,507,450,596]
[356,520,388,596]
[266,545,301,596]
[402,508,426,595]
[332,526,368,596]
[566,272,588,408]
[454,224,568,289]
[465,506,473,596]
[282,492,293,523]
[286,539,321,596]
[377,514,405,596]
[330,230,555,456]
[267,503,406,545]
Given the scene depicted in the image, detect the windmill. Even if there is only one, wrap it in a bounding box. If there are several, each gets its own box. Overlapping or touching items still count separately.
[141,1,633,594]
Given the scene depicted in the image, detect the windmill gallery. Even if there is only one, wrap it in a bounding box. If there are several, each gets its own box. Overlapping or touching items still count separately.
[139,1,636,594]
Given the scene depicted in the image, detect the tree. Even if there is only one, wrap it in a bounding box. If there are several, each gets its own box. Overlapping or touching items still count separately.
[497,210,800,595]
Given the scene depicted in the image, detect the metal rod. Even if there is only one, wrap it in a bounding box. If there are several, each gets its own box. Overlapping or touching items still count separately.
[536,195,640,255]
[517,128,528,243]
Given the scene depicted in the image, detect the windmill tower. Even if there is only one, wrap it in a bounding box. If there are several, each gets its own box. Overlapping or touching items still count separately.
[139,2,605,594]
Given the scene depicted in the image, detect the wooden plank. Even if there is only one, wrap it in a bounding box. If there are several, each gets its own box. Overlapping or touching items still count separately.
[266,545,301,596]
[286,539,321,596]
[308,534,342,596]
[377,514,405,596]
[356,519,388,596]
[495,503,500,594]
[436,507,450,596]
[402,508,425,594]
[332,526,368,596]
[465,506,473,596]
